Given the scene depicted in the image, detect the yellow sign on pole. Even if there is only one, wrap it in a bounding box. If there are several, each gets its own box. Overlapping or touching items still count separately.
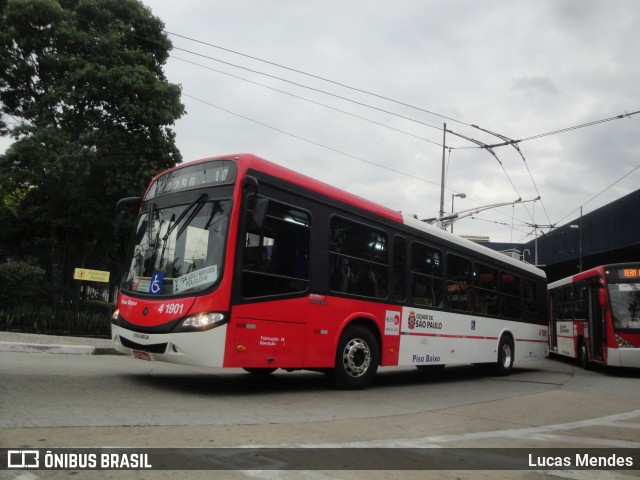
[73,268,110,283]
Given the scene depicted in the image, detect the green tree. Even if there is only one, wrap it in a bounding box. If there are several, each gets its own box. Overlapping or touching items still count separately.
[0,0,184,306]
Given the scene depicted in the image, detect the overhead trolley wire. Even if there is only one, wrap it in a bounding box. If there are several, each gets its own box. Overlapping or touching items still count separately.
[164,31,639,236]
[183,91,535,229]
[168,39,537,226]
[554,162,640,227]
[487,110,640,147]
[168,34,638,166]
[172,55,443,147]
[182,93,444,188]
[171,40,535,209]
[171,45,449,135]
[166,31,476,129]
[167,32,640,150]
[470,124,551,227]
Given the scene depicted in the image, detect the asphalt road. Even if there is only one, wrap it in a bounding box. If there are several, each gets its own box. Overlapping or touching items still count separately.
[1,350,639,480]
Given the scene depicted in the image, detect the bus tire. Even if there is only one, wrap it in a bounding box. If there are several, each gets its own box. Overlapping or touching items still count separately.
[578,342,591,370]
[495,335,514,376]
[331,325,379,390]
[243,368,277,375]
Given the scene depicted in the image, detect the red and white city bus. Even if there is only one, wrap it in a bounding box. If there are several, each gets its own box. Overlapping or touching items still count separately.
[112,154,548,388]
[548,264,640,369]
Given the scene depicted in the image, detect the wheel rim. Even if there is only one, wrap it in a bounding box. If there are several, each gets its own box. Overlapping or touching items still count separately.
[501,342,513,368]
[342,338,371,378]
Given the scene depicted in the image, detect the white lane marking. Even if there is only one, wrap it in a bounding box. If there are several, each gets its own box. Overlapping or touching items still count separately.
[243,410,640,449]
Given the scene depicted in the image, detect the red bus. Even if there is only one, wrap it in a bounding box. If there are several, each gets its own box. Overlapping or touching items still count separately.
[548,264,640,369]
[112,154,548,388]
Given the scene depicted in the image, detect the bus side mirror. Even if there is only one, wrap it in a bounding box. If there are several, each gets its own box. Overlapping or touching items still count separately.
[114,196,142,236]
[244,175,259,191]
[251,198,269,230]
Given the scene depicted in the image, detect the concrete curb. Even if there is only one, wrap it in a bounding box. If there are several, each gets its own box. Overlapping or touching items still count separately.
[0,341,121,356]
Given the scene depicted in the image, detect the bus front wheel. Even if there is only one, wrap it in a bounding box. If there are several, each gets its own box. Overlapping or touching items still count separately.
[578,342,591,370]
[495,335,514,376]
[331,325,379,390]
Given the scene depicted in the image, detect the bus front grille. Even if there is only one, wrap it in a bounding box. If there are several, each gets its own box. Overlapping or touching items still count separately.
[120,337,168,354]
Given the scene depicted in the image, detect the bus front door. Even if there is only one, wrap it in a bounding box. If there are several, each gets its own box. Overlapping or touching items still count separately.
[588,283,605,362]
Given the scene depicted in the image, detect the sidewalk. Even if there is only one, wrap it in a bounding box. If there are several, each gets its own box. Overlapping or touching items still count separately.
[0,331,120,355]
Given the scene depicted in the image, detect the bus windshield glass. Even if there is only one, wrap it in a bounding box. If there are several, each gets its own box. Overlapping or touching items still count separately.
[121,198,232,296]
[608,283,640,330]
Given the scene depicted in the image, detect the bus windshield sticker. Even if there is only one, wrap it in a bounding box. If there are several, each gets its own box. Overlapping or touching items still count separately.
[133,277,151,293]
[174,265,218,293]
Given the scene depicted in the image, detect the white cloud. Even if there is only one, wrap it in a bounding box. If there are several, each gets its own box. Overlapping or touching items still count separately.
[138,0,640,242]
[6,0,636,243]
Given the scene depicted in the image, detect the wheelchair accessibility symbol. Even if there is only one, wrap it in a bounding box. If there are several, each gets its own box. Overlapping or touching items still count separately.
[149,272,164,295]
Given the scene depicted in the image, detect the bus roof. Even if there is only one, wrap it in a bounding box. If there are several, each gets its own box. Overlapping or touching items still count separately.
[402,215,546,278]
[548,262,640,289]
[174,153,546,279]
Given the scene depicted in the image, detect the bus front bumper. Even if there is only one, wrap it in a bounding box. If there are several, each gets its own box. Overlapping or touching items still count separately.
[607,347,640,368]
[111,324,228,368]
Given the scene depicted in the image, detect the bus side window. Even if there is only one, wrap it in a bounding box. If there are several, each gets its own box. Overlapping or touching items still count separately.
[523,278,538,314]
[499,272,521,319]
[446,254,472,312]
[473,263,498,315]
[393,236,406,302]
[329,217,388,299]
[562,286,574,320]
[242,198,311,298]
[411,242,443,307]
[574,283,587,320]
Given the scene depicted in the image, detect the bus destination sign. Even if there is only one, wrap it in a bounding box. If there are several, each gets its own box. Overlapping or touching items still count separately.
[146,160,237,199]
[606,267,640,279]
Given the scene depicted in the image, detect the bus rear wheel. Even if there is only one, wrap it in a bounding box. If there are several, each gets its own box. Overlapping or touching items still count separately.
[331,325,379,390]
[495,335,514,376]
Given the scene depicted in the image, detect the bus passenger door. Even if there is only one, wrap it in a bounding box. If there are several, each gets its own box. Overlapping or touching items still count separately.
[588,283,604,362]
[549,291,559,351]
[229,193,314,369]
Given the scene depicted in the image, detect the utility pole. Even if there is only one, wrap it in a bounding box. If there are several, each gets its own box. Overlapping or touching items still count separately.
[438,123,447,224]
[570,207,584,272]
[451,193,466,233]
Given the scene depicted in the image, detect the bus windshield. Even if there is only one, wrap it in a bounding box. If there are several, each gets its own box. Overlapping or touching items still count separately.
[608,283,640,330]
[121,197,232,296]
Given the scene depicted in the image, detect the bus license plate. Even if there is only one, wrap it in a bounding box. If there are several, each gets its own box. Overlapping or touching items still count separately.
[132,350,151,361]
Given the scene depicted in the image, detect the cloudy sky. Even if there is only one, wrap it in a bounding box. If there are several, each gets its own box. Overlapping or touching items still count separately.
[8,0,640,243]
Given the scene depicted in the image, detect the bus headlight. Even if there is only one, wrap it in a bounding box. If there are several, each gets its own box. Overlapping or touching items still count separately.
[615,335,634,348]
[111,309,120,324]
[176,312,228,332]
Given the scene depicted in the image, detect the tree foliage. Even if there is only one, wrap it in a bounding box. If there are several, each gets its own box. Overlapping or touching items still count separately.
[0,0,184,302]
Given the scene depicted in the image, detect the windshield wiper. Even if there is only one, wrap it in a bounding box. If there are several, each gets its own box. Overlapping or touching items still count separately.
[162,193,208,241]
[146,202,155,244]
[204,201,228,231]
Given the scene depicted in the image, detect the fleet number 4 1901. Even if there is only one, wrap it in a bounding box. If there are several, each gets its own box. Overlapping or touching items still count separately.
[158,303,184,315]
